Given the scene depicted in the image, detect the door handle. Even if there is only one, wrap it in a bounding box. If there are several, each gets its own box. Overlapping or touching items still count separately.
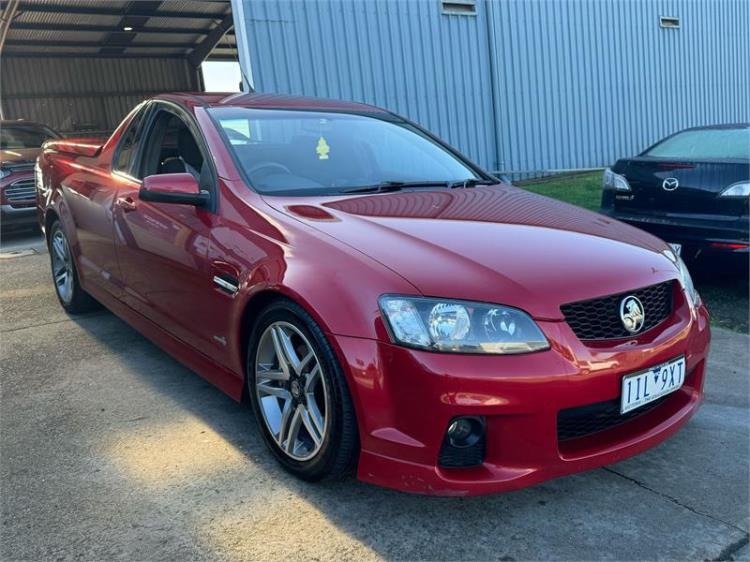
[116,196,137,212]
[212,261,241,295]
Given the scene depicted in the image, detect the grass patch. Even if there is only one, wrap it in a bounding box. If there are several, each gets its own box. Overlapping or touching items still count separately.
[518,171,602,211]
[691,263,748,333]
[518,172,749,334]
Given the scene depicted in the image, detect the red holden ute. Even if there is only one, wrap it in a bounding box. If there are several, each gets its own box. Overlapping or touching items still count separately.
[37,93,710,496]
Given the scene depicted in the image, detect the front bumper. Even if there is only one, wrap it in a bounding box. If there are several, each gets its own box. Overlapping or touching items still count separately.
[0,204,37,229]
[333,292,710,496]
[600,207,749,255]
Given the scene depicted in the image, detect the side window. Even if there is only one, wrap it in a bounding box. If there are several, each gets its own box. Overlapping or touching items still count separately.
[114,105,147,175]
[139,110,206,184]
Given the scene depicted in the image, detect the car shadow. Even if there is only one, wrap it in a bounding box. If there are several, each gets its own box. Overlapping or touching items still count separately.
[66,309,742,561]
[0,227,45,254]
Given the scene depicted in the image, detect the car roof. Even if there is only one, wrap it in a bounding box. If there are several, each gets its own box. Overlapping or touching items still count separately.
[156,92,390,115]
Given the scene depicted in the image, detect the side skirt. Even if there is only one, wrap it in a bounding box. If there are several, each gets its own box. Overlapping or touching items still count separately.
[83,280,245,402]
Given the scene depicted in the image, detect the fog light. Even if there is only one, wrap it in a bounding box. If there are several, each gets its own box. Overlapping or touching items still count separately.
[439,416,486,468]
[446,416,482,448]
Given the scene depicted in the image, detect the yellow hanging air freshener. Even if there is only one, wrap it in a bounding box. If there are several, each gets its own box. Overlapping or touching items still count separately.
[316,136,330,160]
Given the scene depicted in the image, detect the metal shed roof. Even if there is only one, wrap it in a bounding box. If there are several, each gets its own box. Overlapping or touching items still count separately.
[0,0,237,63]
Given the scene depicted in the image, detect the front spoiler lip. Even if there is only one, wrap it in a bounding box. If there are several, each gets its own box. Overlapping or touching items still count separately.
[358,386,703,496]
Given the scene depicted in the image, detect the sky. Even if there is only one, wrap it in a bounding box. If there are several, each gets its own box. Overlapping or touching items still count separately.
[201,61,243,93]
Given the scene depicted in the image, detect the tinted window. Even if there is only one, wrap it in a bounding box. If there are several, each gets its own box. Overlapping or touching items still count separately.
[139,110,205,182]
[1,125,59,149]
[645,128,750,160]
[114,106,148,174]
[210,108,478,195]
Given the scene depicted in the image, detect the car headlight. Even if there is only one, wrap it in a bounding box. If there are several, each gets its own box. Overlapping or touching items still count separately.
[719,181,750,198]
[677,256,700,307]
[603,167,631,192]
[0,168,10,180]
[379,296,549,354]
[664,250,700,307]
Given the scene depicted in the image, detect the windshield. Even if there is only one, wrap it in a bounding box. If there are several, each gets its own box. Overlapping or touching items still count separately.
[210,108,481,195]
[644,127,750,160]
[1,124,59,150]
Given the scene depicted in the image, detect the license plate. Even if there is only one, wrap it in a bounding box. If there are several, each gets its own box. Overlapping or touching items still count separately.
[620,357,686,414]
[669,243,682,256]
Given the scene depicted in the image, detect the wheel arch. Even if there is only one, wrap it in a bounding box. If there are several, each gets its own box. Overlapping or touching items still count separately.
[235,286,360,413]
[43,208,60,242]
[237,284,347,368]
[43,200,84,281]
[239,287,362,478]
[43,189,79,253]
[238,289,286,389]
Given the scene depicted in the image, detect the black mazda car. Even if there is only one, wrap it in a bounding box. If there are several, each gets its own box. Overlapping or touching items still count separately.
[601,123,749,260]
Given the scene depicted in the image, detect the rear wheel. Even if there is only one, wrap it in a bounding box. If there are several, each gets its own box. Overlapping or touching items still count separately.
[247,300,358,481]
[48,220,98,313]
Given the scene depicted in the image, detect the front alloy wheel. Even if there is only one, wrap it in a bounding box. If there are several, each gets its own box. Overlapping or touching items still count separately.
[247,300,358,481]
[255,321,330,461]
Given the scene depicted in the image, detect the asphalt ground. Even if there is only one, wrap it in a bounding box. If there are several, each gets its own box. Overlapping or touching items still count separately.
[1,230,748,561]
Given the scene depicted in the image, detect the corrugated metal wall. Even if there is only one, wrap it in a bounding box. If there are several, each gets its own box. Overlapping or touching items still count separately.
[234,0,750,175]
[488,0,750,174]
[1,57,199,133]
[236,0,497,170]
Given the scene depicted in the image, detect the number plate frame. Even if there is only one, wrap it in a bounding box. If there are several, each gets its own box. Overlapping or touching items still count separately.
[620,356,686,414]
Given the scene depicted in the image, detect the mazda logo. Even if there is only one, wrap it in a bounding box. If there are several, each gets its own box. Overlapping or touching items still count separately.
[620,296,645,334]
[662,177,679,191]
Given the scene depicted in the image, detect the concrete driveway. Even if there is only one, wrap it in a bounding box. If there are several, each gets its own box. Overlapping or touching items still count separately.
[1,235,748,561]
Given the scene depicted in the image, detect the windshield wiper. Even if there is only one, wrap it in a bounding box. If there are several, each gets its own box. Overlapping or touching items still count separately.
[341,181,448,194]
[341,179,495,194]
[448,178,496,189]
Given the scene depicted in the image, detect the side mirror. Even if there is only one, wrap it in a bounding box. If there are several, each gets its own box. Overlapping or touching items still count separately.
[139,173,210,207]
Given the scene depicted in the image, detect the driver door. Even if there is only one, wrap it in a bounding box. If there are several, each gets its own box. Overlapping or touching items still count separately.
[113,104,218,358]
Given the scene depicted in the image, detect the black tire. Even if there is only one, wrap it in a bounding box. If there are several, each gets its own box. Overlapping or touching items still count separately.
[246,299,358,481]
[48,220,99,314]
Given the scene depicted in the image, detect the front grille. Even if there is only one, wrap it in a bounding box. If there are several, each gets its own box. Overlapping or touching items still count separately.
[4,179,36,204]
[557,396,668,441]
[4,163,33,173]
[561,281,674,341]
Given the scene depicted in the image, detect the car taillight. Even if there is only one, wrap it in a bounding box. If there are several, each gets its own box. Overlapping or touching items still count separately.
[710,242,749,250]
[603,168,631,192]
